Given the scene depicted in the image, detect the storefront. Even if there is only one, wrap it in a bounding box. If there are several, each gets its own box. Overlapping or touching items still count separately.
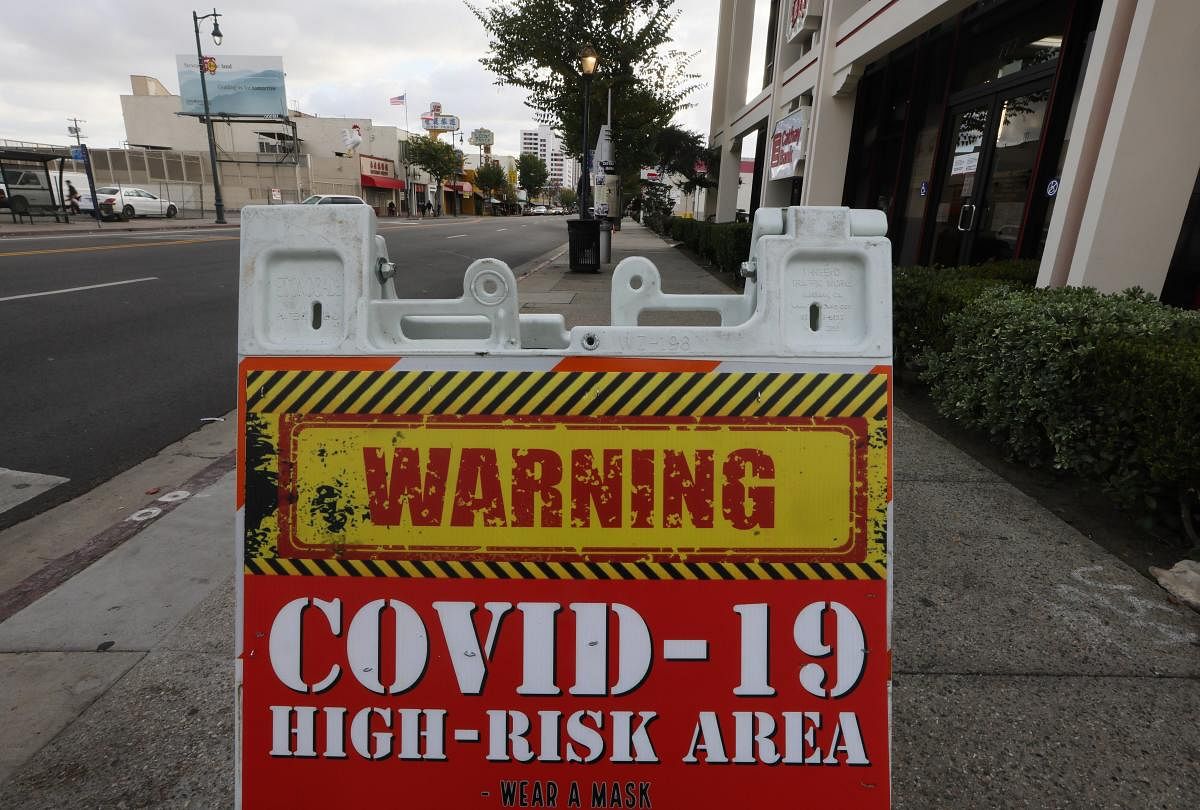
[842,0,1101,267]
[359,154,404,215]
[709,0,1199,304]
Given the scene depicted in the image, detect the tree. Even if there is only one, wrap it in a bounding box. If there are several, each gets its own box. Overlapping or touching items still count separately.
[407,134,463,215]
[653,125,718,195]
[517,153,550,201]
[475,161,508,199]
[558,187,578,209]
[469,0,699,189]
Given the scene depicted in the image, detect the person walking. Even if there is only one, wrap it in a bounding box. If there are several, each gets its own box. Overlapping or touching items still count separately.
[387,200,397,218]
[66,181,81,215]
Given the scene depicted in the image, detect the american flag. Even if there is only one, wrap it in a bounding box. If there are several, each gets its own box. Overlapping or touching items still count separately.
[389,93,406,106]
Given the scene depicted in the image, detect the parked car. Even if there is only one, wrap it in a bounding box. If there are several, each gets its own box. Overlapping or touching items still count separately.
[81,187,177,220]
[531,205,548,215]
[549,205,565,215]
[300,194,368,206]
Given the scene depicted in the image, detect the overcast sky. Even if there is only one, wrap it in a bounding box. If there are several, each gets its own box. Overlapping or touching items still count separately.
[2,0,720,157]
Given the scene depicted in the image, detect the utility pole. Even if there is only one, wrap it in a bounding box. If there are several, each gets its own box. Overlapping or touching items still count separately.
[67,118,86,146]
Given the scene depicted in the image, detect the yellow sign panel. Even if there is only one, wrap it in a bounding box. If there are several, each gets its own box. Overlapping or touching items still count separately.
[276,414,868,562]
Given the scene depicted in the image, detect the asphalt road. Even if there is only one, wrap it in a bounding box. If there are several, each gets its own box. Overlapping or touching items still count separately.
[0,214,570,528]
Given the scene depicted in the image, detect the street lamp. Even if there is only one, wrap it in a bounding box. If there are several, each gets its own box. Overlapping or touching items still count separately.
[579,44,598,220]
[193,8,227,224]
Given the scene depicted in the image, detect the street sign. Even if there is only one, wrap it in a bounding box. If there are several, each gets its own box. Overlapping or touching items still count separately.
[70,146,86,162]
[236,204,893,807]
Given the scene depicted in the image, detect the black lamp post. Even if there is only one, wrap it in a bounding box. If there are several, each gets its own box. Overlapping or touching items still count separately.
[579,44,598,220]
[193,8,226,224]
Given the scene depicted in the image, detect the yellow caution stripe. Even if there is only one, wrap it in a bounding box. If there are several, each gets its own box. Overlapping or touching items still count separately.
[244,558,887,580]
[245,369,888,420]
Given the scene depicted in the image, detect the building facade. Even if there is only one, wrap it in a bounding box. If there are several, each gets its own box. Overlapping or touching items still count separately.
[708,0,1200,306]
[519,125,579,195]
[119,75,437,214]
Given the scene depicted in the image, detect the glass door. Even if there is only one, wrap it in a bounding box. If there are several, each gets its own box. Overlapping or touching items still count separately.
[928,101,990,266]
[928,78,1052,266]
[971,83,1051,263]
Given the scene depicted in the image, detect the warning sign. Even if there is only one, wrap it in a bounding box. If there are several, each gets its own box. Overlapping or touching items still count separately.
[238,358,891,807]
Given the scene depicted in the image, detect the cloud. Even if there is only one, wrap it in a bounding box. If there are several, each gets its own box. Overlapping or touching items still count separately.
[3,0,718,154]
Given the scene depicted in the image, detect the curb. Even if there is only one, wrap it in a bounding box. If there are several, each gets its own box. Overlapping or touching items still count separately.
[0,221,240,239]
[513,242,569,279]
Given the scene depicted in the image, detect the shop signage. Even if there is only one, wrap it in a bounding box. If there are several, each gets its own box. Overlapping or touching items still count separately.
[786,0,822,42]
[769,107,810,180]
[360,156,395,178]
[469,128,495,147]
[175,54,287,118]
[422,102,460,132]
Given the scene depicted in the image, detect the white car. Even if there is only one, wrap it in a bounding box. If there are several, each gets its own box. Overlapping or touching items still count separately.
[530,205,547,215]
[83,187,177,220]
[300,194,368,206]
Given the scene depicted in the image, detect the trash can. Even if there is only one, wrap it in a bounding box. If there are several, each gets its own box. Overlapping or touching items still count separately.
[567,218,601,273]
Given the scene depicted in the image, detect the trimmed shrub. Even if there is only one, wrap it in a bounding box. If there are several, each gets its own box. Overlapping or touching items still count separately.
[654,216,752,277]
[922,285,1200,515]
[893,260,1039,368]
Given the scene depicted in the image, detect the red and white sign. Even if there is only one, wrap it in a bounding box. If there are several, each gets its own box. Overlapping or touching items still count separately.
[786,0,822,42]
[360,155,395,178]
[770,107,811,180]
[242,576,887,807]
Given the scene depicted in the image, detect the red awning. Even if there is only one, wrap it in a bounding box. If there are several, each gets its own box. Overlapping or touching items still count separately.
[361,174,405,190]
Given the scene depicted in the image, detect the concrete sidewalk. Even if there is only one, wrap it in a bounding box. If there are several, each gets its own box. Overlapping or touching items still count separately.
[0,220,1196,808]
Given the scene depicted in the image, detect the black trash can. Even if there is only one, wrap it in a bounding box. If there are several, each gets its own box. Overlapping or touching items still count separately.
[567,218,601,273]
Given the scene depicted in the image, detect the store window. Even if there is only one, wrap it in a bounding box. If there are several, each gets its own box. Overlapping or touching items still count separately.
[953,0,1069,92]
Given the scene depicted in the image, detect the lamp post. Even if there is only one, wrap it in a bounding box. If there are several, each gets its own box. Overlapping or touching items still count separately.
[193,8,227,224]
[579,45,598,220]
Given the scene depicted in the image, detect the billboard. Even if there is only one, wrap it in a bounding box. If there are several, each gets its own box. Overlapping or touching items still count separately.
[176,55,287,118]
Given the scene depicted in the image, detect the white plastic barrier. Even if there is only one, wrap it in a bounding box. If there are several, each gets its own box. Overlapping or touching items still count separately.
[238,204,890,359]
[235,205,894,808]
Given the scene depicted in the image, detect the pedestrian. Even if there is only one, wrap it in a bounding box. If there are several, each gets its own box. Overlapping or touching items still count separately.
[387,200,396,217]
[66,181,81,215]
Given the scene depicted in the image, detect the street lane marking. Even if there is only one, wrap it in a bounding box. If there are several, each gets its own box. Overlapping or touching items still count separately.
[0,277,158,303]
[496,228,508,231]
[0,236,238,257]
[446,234,467,239]
[0,467,69,514]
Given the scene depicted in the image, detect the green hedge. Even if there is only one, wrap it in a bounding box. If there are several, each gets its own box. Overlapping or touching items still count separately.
[922,285,1200,515]
[893,260,1039,369]
[651,215,752,276]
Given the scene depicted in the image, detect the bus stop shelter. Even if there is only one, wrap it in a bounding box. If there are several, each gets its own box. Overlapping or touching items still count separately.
[0,147,73,222]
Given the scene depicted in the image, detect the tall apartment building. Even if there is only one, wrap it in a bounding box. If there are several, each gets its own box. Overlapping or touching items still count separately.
[518,125,578,193]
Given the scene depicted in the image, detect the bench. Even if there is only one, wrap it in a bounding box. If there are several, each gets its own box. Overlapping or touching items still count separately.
[8,196,70,225]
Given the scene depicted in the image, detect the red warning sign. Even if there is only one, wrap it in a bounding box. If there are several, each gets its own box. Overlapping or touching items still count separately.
[238,360,891,807]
